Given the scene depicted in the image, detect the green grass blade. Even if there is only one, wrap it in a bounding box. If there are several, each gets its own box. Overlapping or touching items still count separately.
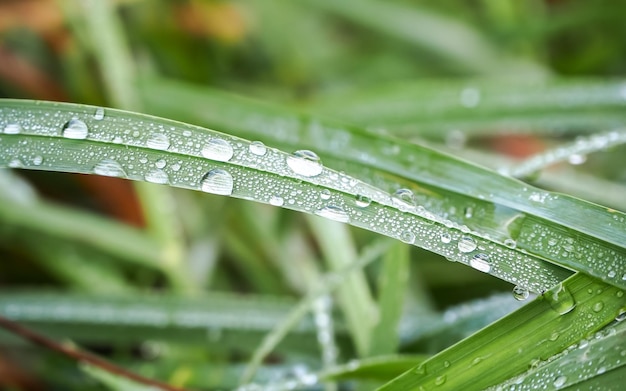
[369,242,409,356]
[139,80,626,290]
[310,78,626,138]
[377,274,625,391]
[490,317,626,390]
[321,355,427,382]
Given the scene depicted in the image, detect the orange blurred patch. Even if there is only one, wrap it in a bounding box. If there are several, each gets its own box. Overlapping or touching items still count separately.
[491,134,545,159]
[175,0,247,43]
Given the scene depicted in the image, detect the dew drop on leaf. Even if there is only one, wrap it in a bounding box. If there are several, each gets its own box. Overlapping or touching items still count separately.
[470,253,491,273]
[315,205,349,223]
[145,169,169,184]
[544,283,576,315]
[592,301,604,312]
[457,236,477,253]
[434,375,446,386]
[320,189,331,200]
[32,156,43,166]
[155,159,167,169]
[286,150,323,177]
[269,195,284,206]
[355,194,371,208]
[504,238,517,248]
[146,133,170,150]
[62,118,88,139]
[201,169,233,195]
[94,107,105,120]
[553,375,567,388]
[400,230,415,244]
[440,233,452,244]
[459,87,481,108]
[249,141,267,156]
[392,188,415,210]
[202,138,234,162]
[513,286,529,301]
[94,159,126,177]
[3,123,21,134]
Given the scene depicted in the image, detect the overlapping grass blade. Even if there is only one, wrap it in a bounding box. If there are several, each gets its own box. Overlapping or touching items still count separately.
[1,99,577,294]
[377,274,625,390]
[139,80,626,290]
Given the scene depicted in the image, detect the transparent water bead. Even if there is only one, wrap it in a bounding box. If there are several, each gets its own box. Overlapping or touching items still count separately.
[3,123,21,134]
[355,194,371,208]
[202,138,234,162]
[457,236,477,253]
[470,253,491,273]
[201,169,233,195]
[320,189,331,200]
[94,107,105,120]
[145,169,169,184]
[315,205,349,223]
[460,87,481,108]
[440,233,452,244]
[62,118,88,139]
[146,133,170,150]
[400,230,415,244]
[286,150,323,177]
[155,159,167,169]
[553,375,567,388]
[94,159,126,177]
[513,286,530,301]
[32,156,43,166]
[249,141,267,156]
[544,283,576,315]
[392,188,415,210]
[269,195,284,206]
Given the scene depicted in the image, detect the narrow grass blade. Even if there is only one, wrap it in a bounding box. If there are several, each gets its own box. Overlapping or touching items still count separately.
[377,274,626,391]
[490,318,626,390]
[320,355,427,382]
[369,242,409,356]
[140,80,626,290]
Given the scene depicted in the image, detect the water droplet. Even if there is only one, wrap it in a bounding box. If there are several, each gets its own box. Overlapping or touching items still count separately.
[529,192,548,203]
[94,107,105,120]
[269,195,284,206]
[200,169,233,195]
[400,230,415,244]
[202,138,234,162]
[145,169,169,184]
[8,159,23,168]
[568,154,586,165]
[443,361,451,368]
[608,270,616,278]
[597,366,606,375]
[249,141,267,156]
[458,236,477,253]
[470,253,491,273]
[440,233,452,244]
[320,189,331,200]
[315,205,349,223]
[553,375,567,388]
[3,123,21,134]
[513,286,529,301]
[413,364,427,375]
[464,206,473,218]
[32,156,43,166]
[94,159,126,177]
[549,331,560,341]
[392,188,415,211]
[504,238,517,248]
[615,309,626,322]
[155,159,167,169]
[355,194,371,207]
[286,150,323,177]
[434,375,446,386]
[592,301,604,312]
[460,87,481,108]
[146,133,170,150]
[544,283,576,315]
[62,118,88,139]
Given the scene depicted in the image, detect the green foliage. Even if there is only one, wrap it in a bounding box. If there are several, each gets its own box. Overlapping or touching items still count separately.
[1,0,625,390]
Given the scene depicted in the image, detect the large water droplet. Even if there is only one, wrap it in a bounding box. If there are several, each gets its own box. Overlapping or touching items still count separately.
[470,253,491,273]
[155,159,167,169]
[434,375,446,386]
[3,123,21,134]
[145,169,169,184]
[513,286,529,301]
[94,159,126,177]
[320,189,331,200]
[32,156,43,166]
[440,233,452,244]
[286,150,323,177]
[269,195,284,206]
[249,141,267,156]
[201,169,233,195]
[62,118,88,139]
[553,375,567,388]
[355,194,371,208]
[504,238,517,248]
[544,283,576,315]
[94,107,105,120]
[392,188,415,211]
[202,138,234,162]
[315,205,349,223]
[592,301,604,312]
[400,230,415,244]
[146,133,170,150]
[458,236,477,253]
